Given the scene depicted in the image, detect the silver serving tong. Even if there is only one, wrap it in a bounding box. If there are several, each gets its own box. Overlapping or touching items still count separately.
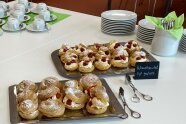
[126,74,153,103]
[119,87,141,119]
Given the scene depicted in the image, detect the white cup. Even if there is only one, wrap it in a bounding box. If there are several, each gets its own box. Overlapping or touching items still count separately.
[151,28,179,56]
[7,17,20,30]
[14,3,26,13]
[0,1,9,11]
[11,10,24,22]
[33,18,45,30]
[39,10,51,21]
[18,0,29,8]
[0,7,5,18]
[36,3,47,12]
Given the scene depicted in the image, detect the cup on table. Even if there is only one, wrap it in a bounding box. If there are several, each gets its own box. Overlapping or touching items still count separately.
[7,17,20,30]
[0,7,6,18]
[38,10,51,21]
[18,0,29,8]
[0,1,9,11]
[14,3,27,13]
[11,10,24,22]
[33,18,45,30]
[35,3,47,12]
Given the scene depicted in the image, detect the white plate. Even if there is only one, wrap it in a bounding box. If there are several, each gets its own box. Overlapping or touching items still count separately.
[0,29,3,36]
[101,10,137,21]
[136,36,152,44]
[101,17,137,22]
[35,14,57,22]
[0,19,6,26]
[0,12,10,19]
[138,19,155,30]
[138,25,155,32]
[26,23,51,32]
[2,23,26,32]
[183,29,186,36]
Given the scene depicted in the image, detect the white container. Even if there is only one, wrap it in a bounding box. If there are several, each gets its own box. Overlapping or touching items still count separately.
[151,28,180,56]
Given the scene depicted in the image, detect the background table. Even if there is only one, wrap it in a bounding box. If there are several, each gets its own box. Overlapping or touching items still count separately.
[0,2,186,124]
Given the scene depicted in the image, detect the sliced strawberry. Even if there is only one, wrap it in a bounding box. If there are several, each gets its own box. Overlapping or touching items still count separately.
[95,44,101,49]
[83,60,89,66]
[127,44,131,48]
[66,99,72,105]
[141,55,145,59]
[101,57,107,62]
[80,47,85,52]
[56,93,61,99]
[108,60,111,64]
[88,52,95,58]
[71,60,76,63]
[133,44,137,47]
[63,48,68,52]
[120,55,126,60]
[136,57,141,60]
[66,61,71,65]
[89,101,93,106]
[105,51,109,55]
[114,43,120,49]
[115,56,121,60]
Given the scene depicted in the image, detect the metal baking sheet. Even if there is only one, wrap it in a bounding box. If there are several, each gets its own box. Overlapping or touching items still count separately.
[9,79,126,124]
[51,42,157,79]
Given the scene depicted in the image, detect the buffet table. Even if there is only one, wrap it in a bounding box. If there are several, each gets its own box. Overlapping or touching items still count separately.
[0,1,186,124]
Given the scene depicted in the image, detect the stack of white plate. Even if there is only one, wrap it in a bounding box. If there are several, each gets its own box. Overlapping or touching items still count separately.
[137,19,155,44]
[101,10,137,35]
[179,29,186,52]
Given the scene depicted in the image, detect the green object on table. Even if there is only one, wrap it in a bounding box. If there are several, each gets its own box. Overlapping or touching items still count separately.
[26,11,71,25]
[145,11,184,40]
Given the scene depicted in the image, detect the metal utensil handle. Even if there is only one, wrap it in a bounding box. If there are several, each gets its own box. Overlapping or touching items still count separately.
[131,94,140,103]
[139,92,153,101]
[124,103,141,119]
[119,94,129,119]
[128,107,141,119]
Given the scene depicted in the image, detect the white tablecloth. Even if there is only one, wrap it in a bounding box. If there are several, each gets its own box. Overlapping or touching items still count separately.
[0,2,186,124]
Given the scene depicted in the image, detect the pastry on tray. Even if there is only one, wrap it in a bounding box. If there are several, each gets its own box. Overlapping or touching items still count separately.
[62,80,83,91]
[16,80,37,94]
[64,59,78,71]
[78,60,94,73]
[63,88,88,110]
[17,99,39,120]
[95,56,111,70]
[130,50,147,67]
[86,86,109,114]
[39,99,65,117]
[79,74,102,90]
[17,90,38,104]
[124,40,140,54]
[39,76,61,90]
[58,44,71,57]
[111,55,129,68]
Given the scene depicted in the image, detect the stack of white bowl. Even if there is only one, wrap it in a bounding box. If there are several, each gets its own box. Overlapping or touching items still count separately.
[179,29,186,52]
[101,10,137,35]
[137,19,155,44]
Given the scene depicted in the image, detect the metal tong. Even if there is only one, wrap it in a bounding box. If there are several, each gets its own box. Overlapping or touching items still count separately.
[126,74,153,103]
[119,87,141,119]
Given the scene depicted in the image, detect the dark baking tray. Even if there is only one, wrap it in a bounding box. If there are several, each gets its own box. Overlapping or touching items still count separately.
[9,79,126,124]
[51,42,157,79]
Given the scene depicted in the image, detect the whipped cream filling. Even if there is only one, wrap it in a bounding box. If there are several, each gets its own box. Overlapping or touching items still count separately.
[65,62,78,69]
[114,57,128,63]
[96,59,110,66]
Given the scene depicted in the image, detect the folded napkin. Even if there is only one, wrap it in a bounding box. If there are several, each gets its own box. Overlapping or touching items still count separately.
[26,11,71,25]
[145,11,184,40]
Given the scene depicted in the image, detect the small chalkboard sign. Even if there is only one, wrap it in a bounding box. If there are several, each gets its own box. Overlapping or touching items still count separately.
[133,61,160,79]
